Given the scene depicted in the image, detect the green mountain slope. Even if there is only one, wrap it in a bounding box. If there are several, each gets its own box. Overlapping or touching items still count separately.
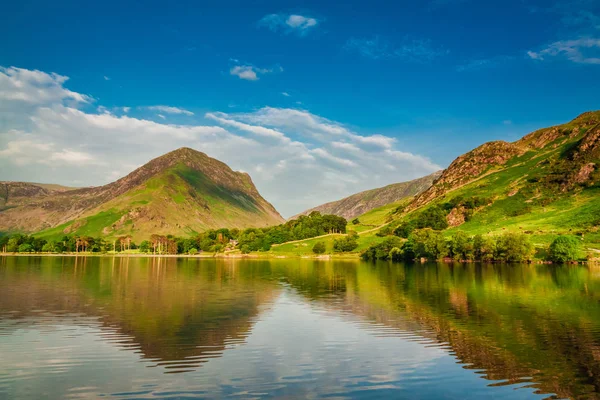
[0,148,284,240]
[393,111,600,251]
[294,171,442,220]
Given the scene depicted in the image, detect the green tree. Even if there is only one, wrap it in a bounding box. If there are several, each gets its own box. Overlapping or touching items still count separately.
[548,235,580,263]
[42,242,55,253]
[449,231,474,261]
[495,232,534,262]
[18,243,33,253]
[408,229,449,260]
[474,234,496,262]
[333,236,358,252]
[312,241,326,254]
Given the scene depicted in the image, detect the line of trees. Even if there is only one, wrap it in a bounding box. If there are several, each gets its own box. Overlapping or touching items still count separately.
[0,211,348,255]
[362,229,581,263]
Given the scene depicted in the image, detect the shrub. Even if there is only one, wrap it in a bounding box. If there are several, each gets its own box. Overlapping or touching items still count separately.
[361,237,404,261]
[495,232,534,262]
[312,241,326,254]
[18,243,33,253]
[474,234,495,262]
[548,235,580,263]
[376,225,393,237]
[188,248,199,255]
[240,245,251,254]
[333,236,358,252]
[407,229,448,260]
[352,218,360,225]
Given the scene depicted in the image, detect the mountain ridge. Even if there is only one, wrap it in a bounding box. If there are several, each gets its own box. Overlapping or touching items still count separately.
[294,171,442,220]
[0,147,284,240]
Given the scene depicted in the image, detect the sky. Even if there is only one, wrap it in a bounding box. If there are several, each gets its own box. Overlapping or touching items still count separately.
[1,0,600,217]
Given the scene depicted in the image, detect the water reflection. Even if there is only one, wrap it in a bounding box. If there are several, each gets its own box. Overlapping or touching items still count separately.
[0,256,599,399]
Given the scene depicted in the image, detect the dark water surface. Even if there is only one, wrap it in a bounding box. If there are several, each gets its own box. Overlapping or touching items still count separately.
[1,257,600,399]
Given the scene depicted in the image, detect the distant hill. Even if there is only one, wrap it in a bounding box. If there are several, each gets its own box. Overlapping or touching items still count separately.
[0,148,284,240]
[397,110,600,237]
[295,172,442,221]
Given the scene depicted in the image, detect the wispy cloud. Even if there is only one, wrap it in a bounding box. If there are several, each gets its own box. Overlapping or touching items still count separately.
[103,75,110,81]
[344,36,448,63]
[281,92,291,97]
[0,66,440,217]
[456,55,515,72]
[258,13,319,36]
[146,105,194,115]
[527,37,600,64]
[230,64,283,81]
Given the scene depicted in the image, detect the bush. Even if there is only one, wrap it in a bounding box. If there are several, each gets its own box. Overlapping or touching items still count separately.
[495,232,534,262]
[18,243,33,253]
[333,236,358,252]
[188,248,199,255]
[312,241,326,254]
[407,229,448,260]
[361,237,404,261]
[548,235,580,263]
[352,218,360,225]
[240,245,251,254]
[376,225,393,237]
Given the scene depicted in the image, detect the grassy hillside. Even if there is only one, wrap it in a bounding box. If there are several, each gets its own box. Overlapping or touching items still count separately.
[294,171,441,220]
[2,148,284,241]
[385,111,600,257]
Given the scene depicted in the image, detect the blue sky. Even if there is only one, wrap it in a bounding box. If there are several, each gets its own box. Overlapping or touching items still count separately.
[1,0,600,216]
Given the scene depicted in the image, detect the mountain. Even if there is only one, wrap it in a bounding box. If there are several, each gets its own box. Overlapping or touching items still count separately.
[0,148,284,240]
[398,111,600,236]
[295,172,442,220]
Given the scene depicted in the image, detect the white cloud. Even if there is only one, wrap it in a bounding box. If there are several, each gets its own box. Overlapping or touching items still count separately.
[0,66,440,217]
[158,114,166,120]
[104,76,110,81]
[282,92,291,97]
[527,37,600,64]
[146,105,194,115]
[0,66,91,106]
[286,15,317,29]
[258,13,319,36]
[230,65,280,81]
[122,107,131,113]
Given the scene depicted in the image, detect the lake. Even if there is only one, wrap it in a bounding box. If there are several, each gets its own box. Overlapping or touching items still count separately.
[0,256,599,399]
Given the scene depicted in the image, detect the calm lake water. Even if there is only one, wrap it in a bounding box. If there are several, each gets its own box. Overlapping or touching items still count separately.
[1,257,599,399]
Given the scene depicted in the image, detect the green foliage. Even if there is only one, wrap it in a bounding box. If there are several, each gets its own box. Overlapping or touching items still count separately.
[548,235,580,263]
[376,225,393,237]
[139,240,151,253]
[361,236,404,261]
[352,218,360,225]
[333,235,358,252]
[408,229,448,260]
[474,234,496,262]
[312,241,326,254]
[449,231,475,261]
[18,243,33,253]
[495,232,534,262]
[188,248,199,255]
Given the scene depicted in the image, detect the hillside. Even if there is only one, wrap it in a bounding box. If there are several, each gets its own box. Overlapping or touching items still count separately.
[295,172,441,220]
[0,148,284,240]
[389,110,600,254]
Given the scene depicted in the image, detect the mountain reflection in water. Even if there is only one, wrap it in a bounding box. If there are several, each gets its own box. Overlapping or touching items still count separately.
[1,256,599,399]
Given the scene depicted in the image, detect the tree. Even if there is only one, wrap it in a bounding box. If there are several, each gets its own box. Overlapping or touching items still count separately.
[449,231,474,261]
[361,237,404,261]
[18,243,33,253]
[548,235,580,263]
[352,218,360,225]
[6,238,19,253]
[495,232,534,262]
[333,235,358,252]
[139,240,151,253]
[312,241,326,254]
[407,229,448,260]
[42,242,55,253]
[474,234,495,262]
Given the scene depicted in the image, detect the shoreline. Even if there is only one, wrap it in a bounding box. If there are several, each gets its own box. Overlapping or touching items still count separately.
[0,252,358,260]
